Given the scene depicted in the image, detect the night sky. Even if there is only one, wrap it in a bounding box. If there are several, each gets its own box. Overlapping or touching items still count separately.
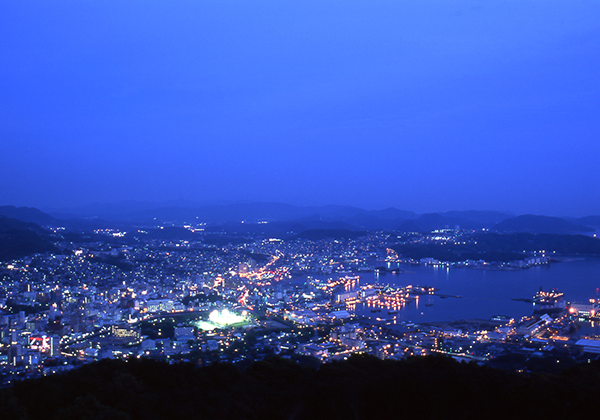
[1,1,599,216]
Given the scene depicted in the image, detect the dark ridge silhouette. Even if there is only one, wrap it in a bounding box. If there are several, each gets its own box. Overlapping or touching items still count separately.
[476,232,600,255]
[0,205,58,226]
[0,216,58,261]
[576,215,600,227]
[3,354,600,419]
[493,214,593,234]
[392,232,600,262]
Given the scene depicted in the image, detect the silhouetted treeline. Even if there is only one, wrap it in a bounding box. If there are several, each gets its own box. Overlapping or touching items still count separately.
[3,354,600,419]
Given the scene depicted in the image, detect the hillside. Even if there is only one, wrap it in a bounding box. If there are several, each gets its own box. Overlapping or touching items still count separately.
[0,206,57,226]
[393,232,600,262]
[493,214,593,234]
[3,355,600,419]
[295,228,367,240]
[0,216,58,261]
[396,210,513,232]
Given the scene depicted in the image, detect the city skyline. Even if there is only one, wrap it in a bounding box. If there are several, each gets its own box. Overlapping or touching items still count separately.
[2,1,599,217]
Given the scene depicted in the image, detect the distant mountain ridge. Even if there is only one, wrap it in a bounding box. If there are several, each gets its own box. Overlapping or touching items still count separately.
[47,201,415,229]
[1,201,596,234]
[46,199,205,219]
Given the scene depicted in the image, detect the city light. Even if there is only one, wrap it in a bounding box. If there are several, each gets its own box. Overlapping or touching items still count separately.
[209,309,246,326]
[194,309,248,331]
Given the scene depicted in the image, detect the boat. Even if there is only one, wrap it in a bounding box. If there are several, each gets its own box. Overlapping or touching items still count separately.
[533,287,564,304]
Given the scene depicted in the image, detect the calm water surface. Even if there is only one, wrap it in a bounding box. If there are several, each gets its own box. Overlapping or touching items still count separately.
[301,258,600,323]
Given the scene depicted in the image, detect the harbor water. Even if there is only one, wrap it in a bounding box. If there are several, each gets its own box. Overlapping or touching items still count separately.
[302,258,600,323]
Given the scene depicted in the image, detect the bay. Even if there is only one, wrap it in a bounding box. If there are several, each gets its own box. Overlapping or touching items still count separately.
[301,258,600,323]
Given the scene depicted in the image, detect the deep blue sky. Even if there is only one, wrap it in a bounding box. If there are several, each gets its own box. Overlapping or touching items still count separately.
[1,1,599,216]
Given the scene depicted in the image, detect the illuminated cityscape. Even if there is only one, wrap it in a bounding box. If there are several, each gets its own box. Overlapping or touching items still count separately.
[2,222,600,386]
[2,1,600,416]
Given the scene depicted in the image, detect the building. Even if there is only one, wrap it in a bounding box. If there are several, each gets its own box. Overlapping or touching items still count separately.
[568,302,599,319]
[110,325,140,341]
[575,338,600,354]
[146,299,174,313]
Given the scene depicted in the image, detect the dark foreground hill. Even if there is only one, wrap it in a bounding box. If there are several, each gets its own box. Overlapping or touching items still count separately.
[3,355,600,420]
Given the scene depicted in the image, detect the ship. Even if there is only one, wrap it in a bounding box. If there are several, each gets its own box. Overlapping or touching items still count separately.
[533,287,564,305]
[532,287,564,314]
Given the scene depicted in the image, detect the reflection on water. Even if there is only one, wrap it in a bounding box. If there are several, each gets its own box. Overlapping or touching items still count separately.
[305,258,600,323]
